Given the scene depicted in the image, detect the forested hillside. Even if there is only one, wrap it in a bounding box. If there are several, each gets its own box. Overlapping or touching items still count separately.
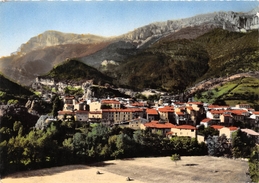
[42,59,113,85]
[0,74,33,105]
[109,29,259,93]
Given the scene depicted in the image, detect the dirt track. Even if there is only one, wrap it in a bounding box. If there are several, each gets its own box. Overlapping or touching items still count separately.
[2,156,250,183]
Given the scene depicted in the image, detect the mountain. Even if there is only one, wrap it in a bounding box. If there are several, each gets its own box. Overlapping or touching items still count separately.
[196,29,259,79]
[120,10,259,45]
[18,30,108,55]
[0,8,258,86]
[112,38,210,91]
[0,41,113,86]
[111,28,259,92]
[41,59,113,85]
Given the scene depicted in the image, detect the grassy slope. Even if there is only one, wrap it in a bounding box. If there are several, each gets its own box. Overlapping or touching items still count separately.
[196,77,259,108]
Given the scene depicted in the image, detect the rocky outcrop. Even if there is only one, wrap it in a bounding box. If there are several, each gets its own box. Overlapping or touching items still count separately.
[19,30,108,55]
[122,10,259,44]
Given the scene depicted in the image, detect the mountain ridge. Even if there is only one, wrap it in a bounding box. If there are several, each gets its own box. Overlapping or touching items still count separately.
[0,7,258,87]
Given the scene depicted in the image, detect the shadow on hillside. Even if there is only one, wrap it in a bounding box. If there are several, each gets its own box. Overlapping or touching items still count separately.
[4,164,89,179]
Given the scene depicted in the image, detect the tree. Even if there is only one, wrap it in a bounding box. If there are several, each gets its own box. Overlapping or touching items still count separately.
[206,135,219,156]
[231,129,255,158]
[249,146,259,182]
[51,95,63,117]
[171,153,181,165]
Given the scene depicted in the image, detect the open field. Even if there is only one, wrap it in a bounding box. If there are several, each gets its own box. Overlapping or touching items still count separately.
[1,156,250,183]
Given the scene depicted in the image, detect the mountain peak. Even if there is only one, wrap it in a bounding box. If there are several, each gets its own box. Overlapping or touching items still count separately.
[19,31,108,54]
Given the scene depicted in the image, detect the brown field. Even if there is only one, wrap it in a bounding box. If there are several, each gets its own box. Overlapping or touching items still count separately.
[1,156,251,183]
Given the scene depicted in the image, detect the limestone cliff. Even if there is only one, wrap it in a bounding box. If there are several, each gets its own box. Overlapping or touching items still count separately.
[121,10,259,45]
[19,30,108,54]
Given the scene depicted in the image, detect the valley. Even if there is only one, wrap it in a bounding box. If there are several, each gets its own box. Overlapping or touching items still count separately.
[1,6,259,182]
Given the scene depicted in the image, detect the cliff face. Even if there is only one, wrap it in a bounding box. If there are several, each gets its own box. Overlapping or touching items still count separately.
[19,30,108,54]
[122,11,259,44]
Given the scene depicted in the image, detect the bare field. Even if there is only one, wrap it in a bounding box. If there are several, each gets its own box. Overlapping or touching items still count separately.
[1,156,250,183]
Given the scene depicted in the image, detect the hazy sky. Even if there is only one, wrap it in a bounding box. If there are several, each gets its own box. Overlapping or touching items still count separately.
[0,1,258,57]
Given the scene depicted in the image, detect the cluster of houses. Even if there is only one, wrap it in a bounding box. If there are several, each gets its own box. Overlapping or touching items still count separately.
[38,95,259,144]
[32,78,259,144]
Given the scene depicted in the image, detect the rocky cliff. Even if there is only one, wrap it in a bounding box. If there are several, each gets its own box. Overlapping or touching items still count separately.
[121,10,259,45]
[18,30,108,54]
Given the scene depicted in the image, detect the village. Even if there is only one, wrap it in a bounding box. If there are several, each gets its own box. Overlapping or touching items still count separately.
[33,77,259,145]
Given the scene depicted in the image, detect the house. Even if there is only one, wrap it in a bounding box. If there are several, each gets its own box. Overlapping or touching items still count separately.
[174,107,186,125]
[206,110,225,122]
[235,104,250,109]
[170,125,197,138]
[249,111,259,128]
[141,120,176,136]
[200,118,213,128]
[102,108,144,124]
[241,128,259,144]
[158,106,174,123]
[75,110,89,122]
[89,101,102,112]
[146,108,159,121]
[230,109,249,124]
[211,125,224,131]
[128,117,148,130]
[219,113,233,126]
[89,111,102,122]
[101,99,121,109]
[57,110,75,121]
[63,96,76,111]
[186,102,204,111]
[219,126,238,139]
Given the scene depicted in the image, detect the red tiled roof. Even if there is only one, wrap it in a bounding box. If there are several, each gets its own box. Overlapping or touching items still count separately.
[230,109,247,115]
[144,121,176,129]
[58,111,75,115]
[101,99,120,104]
[211,125,224,130]
[228,126,238,131]
[186,106,194,111]
[201,118,212,123]
[176,111,184,116]
[146,109,158,115]
[166,131,174,135]
[131,102,146,106]
[102,108,144,112]
[158,106,174,112]
[76,110,89,114]
[208,105,229,109]
[175,125,196,130]
[210,110,225,114]
[89,111,102,114]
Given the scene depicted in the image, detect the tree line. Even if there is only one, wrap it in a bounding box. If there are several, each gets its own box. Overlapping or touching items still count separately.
[0,114,207,176]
